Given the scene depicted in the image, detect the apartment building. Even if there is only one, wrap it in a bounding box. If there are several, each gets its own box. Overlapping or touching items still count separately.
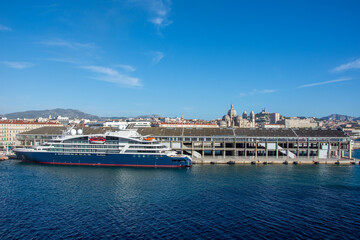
[0,120,62,148]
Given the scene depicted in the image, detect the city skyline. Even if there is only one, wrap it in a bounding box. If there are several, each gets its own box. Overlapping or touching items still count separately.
[1,106,359,121]
[1,0,360,119]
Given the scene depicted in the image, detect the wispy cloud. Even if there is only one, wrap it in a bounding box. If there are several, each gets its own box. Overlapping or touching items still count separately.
[151,51,164,64]
[34,3,60,15]
[332,59,360,72]
[132,0,172,28]
[44,58,79,64]
[81,65,142,87]
[41,39,97,50]
[298,77,352,88]
[0,24,12,31]
[114,64,136,72]
[182,107,193,111]
[252,89,276,94]
[1,61,32,69]
[239,89,276,97]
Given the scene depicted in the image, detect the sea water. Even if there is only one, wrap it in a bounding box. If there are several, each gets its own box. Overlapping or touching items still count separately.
[1,152,360,239]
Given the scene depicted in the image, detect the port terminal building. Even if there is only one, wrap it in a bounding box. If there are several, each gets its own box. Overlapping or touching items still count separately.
[17,126,352,160]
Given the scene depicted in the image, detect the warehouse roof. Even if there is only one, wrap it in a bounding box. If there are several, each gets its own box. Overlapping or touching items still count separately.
[138,127,347,138]
[18,126,116,135]
[19,126,348,138]
[294,129,346,138]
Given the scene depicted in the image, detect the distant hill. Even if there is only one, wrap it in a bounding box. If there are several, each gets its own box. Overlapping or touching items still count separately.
[102,114,162,120]
[137,114,162,119]
[2,109,162,120]
[4,108,101,120]
[321,114,356,121]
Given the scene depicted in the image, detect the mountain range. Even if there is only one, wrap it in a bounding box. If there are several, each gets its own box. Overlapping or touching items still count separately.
[1,108,101,120]
[321,114,360,121]
[0,109,162,120]
[1,109,359,121]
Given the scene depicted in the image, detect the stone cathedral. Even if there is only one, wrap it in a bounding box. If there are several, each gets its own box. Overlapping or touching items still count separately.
[220,104,255,128]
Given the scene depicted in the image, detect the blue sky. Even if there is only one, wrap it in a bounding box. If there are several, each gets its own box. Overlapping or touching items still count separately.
[1,0,360,119]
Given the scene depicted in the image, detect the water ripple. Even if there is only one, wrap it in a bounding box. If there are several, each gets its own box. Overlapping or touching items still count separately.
[1,161,360,239]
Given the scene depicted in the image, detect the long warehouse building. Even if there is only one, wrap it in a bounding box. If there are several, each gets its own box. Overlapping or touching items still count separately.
[17,127,352,159]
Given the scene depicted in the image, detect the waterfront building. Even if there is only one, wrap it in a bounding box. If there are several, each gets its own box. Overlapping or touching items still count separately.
[263,124,286,129]
[270,113,280,124]
[137,127,351,160]
[37,117,52,123]
[17,126,352,160]
[56,116,70,125]
[104,121,151,128]
[161,117,184,123]
[0,120,62,149]
[152,122,218,128]
[285,117,320,128]
[340,123,360,139]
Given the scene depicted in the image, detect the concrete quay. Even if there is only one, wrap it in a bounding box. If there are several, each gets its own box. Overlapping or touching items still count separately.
[192,157,358,165]
[0,156,9,161]
[353,141,360,149]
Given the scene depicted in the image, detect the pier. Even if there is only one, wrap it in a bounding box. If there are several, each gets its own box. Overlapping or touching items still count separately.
[137,127,353,161]
[191,157,357,165]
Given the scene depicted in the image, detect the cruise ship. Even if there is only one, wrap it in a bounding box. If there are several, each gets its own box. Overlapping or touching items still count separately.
[14,128,192,168]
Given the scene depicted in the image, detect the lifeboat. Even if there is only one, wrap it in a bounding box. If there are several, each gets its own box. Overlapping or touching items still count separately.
[144,137,155,141]
[90,137,106,144]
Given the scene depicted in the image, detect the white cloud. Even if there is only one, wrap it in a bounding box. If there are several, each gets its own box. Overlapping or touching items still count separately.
[150,17,165,25]
[151,51,164,64]
[131,0,172,28]
[298,77,352,88]
[239,89,276,97]
[81,65,141,87]
[114,64,136,72]
[82,66,118,75]
[332,59,360,72]
[182,107,193,111]
[1,61,32,69]
[251,89,276,94]
[41,39,97,50]
[0,24,12,31]
[44,58,79,64]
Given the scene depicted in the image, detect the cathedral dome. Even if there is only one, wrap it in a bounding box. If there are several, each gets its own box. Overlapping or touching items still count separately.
[242,111,248,119]
[219,120,227,128]
[235,115,242,121]
[227,104,237,118]
[223,115,231,121]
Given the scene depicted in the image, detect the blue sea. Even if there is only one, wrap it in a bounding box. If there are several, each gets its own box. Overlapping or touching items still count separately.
[1,151,360,239]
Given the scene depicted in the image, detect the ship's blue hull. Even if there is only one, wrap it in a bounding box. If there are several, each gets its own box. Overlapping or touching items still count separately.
[15,151,192,168]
